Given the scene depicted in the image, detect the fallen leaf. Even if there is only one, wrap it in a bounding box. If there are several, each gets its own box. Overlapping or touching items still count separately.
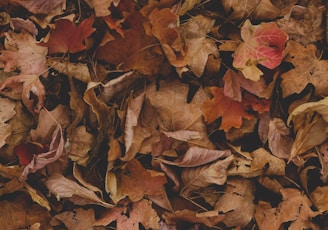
[12,0,65,14]
[221,0,280,20]
[311,186,328,213]
[121,159,167,202]
[214,178,255,227]
[45,173,113,207]
[40,16,96,54]
[0,98,16,148]
[202,87,252,131]
[52,208,95,230]
[181,155,233,195]
[255,188,319,230]
[94,199,160,230]
[281,41,328,97]
[14,142,48,166]
[90,0,120,17]
[223,69,267,102]
[177,0,201,15]
[233,20,288,80]
[159,146,231,167]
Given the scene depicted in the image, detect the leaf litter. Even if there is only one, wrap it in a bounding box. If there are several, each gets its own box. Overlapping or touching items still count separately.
[0,0,328,229]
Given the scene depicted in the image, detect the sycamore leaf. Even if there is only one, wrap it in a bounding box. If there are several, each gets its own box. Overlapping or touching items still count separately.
[94,199,160,230]
[255,188,319,230]
[202,87,252,131]
[181,155,233,195]
[214,178,255,227]
[223,69,267,102]
[52,208,95,230]
[159,146,231,167]
[233,20,288,81]
[281,41,328,98]
[221,0,280,20]
[0,98,15,148]
[11,0,65,14]
[45,173,113,207]
[40,16,95,54]
[121,159,167,202]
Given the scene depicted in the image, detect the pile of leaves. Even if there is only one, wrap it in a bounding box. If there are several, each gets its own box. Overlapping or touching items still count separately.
[1,0,328,229]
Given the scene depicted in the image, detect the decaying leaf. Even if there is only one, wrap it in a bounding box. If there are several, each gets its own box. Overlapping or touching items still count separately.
[233,20,288,81]
[181,155,233,195]
[94,199,160,230]
[255,188,319,230]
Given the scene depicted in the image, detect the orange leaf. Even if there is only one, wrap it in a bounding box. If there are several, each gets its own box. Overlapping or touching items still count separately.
[40,16,95,54]
[202,87,252,131]
[243,92,271,114]
[121,159,167,202]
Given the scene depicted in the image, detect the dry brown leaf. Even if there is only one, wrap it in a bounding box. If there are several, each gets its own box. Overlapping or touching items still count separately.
[45,173,113,207]
[90,0,120,17]
[214,178,255,227]
[181,155,233,195]
[52,208,95,230]
[281,41,328,98]
[311,186,328,213]
[121,159,167,202]
[67,125,94,166]
[221,0,280,20]
[228,148,286,177]
[159,146,231,167]
[0,98,16,148]
[94,199,160,230]
[255,188,319,230]
[11,0,65,14]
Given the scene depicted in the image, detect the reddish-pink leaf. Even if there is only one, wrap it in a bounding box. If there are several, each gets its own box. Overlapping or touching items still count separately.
[14,142,48,166]
[233,20,288,80]
[40,16,95,54]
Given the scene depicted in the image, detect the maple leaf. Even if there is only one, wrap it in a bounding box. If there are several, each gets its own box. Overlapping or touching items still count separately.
[202,87,253,131]
[233,19,288,81]
[281,41,328,98]
[120,159,167,202]
[94,199,160,230]
[40,16,96,54]
[243,92,271,114]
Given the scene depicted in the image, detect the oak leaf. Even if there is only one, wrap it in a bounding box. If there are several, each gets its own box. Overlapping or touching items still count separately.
[202,87,252,131]
[233,20,288,81]
[94,199,160,230]
[121,159,167,202]
[40,16,96,54]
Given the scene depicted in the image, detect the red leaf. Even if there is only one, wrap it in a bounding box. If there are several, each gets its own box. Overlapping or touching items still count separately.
[202,87,252,131]
[40,16,95,54]
[233,20,288,80]
[14,142,47,166]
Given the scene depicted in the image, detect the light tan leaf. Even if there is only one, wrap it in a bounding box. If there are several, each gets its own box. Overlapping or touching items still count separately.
[214,178,255,227]
[0,98,16,148]
[228,148,286,177]
[281,41,328,98]
[311,186,328,213]
[159,146,231,167]
[53,208,95,230]
[177,0,201,15]
[67,126,94,166]
[221,0,280,20]
[45,173,113,207]
[181,155,233,195]
[94,199,160,230]
[90,0,120,17]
